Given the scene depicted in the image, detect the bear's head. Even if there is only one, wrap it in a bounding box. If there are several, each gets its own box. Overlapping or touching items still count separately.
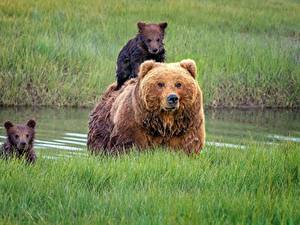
[4,119,36,152]
[137,59,200,112]
[137,21,167,55]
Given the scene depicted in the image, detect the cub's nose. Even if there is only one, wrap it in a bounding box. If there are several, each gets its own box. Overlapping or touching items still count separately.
[152,48,158,53]
[20,142,26,147]
[167,94,179,106]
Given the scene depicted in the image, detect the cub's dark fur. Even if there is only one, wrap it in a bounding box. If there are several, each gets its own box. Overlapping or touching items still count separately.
[116,21,168,89]
[1,119,37,164]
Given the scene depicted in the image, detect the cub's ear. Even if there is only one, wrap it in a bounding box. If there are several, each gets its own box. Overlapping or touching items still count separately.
[27,119,36,129]
[138,60,157,79]
[180,59,197,79]
[137,21,146,32]
[4,121,14,130]
[159,22,168,30]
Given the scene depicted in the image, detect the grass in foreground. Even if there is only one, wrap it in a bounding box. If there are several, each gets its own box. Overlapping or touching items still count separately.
[0,143,299,225]
[0,0,299,107]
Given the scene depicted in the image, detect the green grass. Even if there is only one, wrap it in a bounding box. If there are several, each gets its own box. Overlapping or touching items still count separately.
[0,0,299,107]
[0,143,299,225]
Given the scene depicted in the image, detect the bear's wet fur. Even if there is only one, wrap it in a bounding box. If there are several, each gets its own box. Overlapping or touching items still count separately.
[1,119,37,164]
[88,59,205,155]
[116,21,168,89]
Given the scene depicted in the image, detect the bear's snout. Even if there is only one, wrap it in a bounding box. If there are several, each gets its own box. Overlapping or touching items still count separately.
[18,141,27,150]
[166,93,179,110]
[167,94,179,104]
[20,141,26,147]
[153,48,158,53]
[150,48,159,54]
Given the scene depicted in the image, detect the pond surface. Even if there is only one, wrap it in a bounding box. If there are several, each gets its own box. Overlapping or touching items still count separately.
[0,107,299,159]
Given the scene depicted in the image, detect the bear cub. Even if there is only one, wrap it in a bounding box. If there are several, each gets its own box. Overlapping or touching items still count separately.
[116,21,168,89]
[1,119,37,164]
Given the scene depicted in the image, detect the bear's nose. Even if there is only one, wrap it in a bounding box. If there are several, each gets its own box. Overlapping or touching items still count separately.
[20,142,26,147]
[167,94,179,106]
[152,48,158,53]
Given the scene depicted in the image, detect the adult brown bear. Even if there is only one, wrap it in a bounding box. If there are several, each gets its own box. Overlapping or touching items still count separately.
[88,59,205,154]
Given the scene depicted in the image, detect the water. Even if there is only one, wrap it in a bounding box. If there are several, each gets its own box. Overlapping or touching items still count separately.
[0,107,299,158]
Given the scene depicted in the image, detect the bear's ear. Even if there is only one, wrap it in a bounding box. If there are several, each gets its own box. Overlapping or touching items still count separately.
[159,22,168,30]
[137,21,146,32]
[27,119,36,129]
[180,59,197,79]
[138,60,157,79]
[4,121,14,130]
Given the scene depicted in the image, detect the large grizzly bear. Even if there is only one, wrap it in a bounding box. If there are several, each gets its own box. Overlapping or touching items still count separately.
[88,59,205,154]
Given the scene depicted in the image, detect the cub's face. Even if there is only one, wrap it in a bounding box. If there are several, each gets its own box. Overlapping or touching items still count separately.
[137,22,167,55]
[4,119,36,152]
[138,60,199,112]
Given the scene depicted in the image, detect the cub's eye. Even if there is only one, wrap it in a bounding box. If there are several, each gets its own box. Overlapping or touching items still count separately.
[156,38,160,42]
[175,82,182,88]
[157,82,165,88]
[26,134,29,138]
[15,135,19,139]
[147,39,151,43]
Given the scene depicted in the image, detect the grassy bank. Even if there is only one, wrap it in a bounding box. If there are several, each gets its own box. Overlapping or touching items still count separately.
[0,143,300,224]
[0,0,299,107]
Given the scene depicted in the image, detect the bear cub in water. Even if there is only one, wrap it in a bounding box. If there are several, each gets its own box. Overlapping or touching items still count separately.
[1,119,37,164]
[116,21,168,89]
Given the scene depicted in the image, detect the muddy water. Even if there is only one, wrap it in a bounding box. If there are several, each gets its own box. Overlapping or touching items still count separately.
[0,107,299,158]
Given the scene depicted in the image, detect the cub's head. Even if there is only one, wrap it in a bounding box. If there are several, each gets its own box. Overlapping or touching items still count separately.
[4,119,36,152]
[137,59,200,112]
[137,21,168,55]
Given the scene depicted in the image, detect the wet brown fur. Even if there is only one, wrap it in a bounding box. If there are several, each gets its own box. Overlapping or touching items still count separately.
[88,59,205,154]
[1,120,36,164]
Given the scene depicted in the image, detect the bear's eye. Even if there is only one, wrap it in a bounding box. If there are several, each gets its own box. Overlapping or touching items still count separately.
[175,82,182,88]
[15,135,19,139]
[156,38,160,42]
[26,134,29,138]
[157,82,165,88]
[147,39,151,43]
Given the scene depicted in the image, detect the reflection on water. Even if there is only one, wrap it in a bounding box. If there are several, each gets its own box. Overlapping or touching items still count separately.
[0,107,299,159]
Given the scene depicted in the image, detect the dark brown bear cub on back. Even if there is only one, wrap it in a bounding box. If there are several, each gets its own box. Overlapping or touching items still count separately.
[1,119,36,164]
[116,21,168,89]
